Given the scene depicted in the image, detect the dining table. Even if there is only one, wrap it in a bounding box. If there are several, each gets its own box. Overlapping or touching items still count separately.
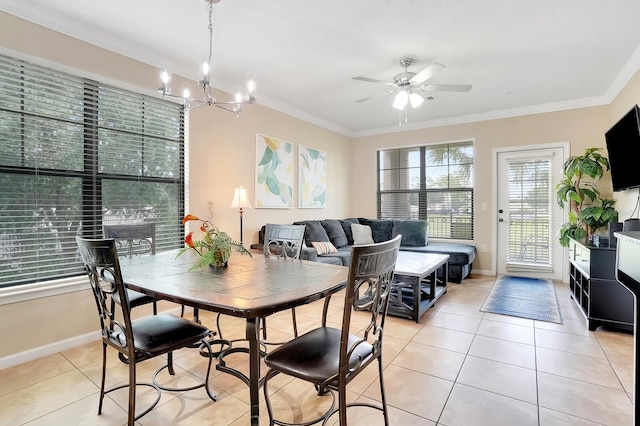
[118,249,348,425]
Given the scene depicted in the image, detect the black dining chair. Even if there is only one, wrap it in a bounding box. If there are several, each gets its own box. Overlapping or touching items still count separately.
[103,223,158,316]
[76,236,217,426]
[262,223,306,338]
[262,235,401,426]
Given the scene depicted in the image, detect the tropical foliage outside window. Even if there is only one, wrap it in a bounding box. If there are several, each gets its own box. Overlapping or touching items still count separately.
[377,141,474,240]
[0,53,185,288]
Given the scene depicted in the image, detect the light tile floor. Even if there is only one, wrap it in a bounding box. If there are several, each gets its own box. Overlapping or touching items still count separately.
[0,275,634,425]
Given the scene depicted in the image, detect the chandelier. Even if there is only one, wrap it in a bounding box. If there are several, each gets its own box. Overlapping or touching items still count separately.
[158,0,256,115]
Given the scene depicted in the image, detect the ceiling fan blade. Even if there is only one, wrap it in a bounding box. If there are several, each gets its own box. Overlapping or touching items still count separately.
[418,83,472,93]
[354,90,396,103]
[353,76,395,86]
[410,63,446,84]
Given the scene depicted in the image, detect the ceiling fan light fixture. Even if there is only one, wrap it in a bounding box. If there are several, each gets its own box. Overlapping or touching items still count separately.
[392,90,408,110]
[409,92,424,108]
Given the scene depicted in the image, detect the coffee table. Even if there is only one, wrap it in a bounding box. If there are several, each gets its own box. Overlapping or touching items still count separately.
[388,251,449,322]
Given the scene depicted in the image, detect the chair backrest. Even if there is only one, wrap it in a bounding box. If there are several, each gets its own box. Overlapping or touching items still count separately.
[103,223,156,257]
[76,236,135,356]
[263,224,305,259]
[336,235,401,383]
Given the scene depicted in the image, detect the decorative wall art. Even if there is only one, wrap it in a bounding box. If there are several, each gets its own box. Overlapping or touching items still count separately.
[298,145,327,208]
[255,134,294,208]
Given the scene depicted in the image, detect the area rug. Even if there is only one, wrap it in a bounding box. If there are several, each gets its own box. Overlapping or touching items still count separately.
[481,275,562,323]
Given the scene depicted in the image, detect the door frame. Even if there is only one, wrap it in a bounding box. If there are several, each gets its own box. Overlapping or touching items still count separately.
[491,142,570,282]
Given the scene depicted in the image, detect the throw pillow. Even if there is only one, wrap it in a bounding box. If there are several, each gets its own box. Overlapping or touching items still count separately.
[392,220,428,246]
[311,241,338,255]
[321,219,349,248]
[351,223,374,245]
[340,218,360,245]
[358,219,394,243]
[293,220,330,247]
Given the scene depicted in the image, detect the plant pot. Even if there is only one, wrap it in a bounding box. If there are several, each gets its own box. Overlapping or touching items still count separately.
[210,248,231,268]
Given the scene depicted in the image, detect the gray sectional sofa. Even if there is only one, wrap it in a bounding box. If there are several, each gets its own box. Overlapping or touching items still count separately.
[256,218,476,283]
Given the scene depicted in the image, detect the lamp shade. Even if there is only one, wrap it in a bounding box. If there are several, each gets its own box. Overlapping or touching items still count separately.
[409,92,424,108]
[230,186,251,208]
[392,90,408,110]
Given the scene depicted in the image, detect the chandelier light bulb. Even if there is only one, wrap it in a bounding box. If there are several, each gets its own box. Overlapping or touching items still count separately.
[201,62,210,79]
[156,0,256,114]
[160,70,171,85]
[182,85,191,99]
[246,74,256,96]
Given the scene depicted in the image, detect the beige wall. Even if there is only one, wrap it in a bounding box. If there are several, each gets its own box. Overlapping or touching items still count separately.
[1,9,639,364]
[0,12,350,361]
[188,103,352,245]
[352,106,612,274]
[607,68,640,219]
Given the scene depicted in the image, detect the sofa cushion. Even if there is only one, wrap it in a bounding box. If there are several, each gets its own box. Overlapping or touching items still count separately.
[321,219,349,248]
[400,243,476,265]
[314,256,343,266]
[340,218,360,245]
[393,220,428,247]
[320,247,352,266]
[358,219,394,243]
[311,241,338,255]
[293,220,329,247]
[351,224,374,245]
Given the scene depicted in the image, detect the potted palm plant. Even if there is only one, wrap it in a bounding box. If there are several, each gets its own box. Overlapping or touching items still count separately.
[556,147,618,247]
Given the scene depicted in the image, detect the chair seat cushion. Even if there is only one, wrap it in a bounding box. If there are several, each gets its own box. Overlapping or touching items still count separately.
[264,327,373,385]
[112,314,210,358]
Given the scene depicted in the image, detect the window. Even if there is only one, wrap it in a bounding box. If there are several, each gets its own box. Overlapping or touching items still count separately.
[506,158,551,266]
[0,53,185,288]
[378,141,474,240]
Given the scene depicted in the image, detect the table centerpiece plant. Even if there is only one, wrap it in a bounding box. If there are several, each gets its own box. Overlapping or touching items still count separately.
[177,213,251,270]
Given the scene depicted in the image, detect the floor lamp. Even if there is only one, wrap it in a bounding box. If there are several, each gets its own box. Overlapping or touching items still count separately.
[230,186,251,245]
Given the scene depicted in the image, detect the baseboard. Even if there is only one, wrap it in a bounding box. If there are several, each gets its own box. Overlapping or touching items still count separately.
[0,330,102,370]
[470,268,492,276]
[0,305,183,370]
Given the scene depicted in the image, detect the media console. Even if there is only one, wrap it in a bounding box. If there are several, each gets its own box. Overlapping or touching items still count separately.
[568,238,633,331]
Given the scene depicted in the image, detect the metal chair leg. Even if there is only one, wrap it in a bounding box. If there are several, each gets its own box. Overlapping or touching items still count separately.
[167,351,175,376]
[291,307,298,337]
[127,356,136,426]
[98,343,107,415]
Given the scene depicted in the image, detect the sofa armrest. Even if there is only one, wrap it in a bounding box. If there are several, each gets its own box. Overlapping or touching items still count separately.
[300,247,317,261]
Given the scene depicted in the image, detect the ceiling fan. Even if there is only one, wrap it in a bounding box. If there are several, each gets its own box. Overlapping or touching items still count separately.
[353,57,472,111]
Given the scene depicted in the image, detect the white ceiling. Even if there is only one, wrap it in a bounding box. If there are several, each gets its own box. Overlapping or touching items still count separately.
[2,0,640,137]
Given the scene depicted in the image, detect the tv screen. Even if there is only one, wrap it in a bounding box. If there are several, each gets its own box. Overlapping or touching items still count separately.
[605,104,640,192]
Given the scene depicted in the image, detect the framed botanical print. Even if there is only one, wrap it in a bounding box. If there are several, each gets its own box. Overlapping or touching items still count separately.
[298,145,326,208]
[255,134,294,208]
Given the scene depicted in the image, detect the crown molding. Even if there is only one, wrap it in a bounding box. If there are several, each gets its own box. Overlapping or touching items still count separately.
[352,95,612,138]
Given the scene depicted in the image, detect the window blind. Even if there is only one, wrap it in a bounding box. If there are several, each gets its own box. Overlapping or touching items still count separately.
[377,142,474,240]
[0,53,185,288]
[506,158,552,270]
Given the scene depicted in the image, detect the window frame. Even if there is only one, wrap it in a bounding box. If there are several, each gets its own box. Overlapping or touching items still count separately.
[0,53,186,295]
[377,140,474,241]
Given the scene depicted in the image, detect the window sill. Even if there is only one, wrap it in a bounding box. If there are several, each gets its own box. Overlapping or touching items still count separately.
[0,276,88,306]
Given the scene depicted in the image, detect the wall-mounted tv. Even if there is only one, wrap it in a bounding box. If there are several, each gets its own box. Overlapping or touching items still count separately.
[605,104,640,192]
